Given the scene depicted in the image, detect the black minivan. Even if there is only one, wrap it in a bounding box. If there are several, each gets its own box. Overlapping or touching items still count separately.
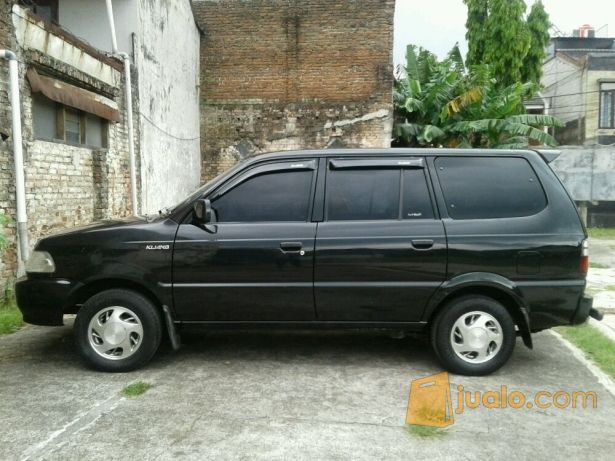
[16,149,601,375]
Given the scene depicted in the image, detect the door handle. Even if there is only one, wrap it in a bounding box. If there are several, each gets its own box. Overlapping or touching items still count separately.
[411,239,434,250]
[280,241,303,253]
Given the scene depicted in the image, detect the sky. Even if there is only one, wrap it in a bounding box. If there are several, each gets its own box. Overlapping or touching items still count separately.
[394,0,615,66]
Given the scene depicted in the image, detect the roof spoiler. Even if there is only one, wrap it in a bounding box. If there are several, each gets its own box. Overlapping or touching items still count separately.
[535,149,561,164]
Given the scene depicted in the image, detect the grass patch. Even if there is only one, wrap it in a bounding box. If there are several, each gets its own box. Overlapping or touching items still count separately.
[587,228,615,239]
[606,285,615,291]
[556,324,615,379]
[121,381,152,398]
[0,294,24,336]
[405,424,449,439]
[589,262,609,269]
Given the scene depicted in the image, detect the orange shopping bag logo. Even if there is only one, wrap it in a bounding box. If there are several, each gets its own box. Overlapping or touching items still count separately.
[405,372,454,427]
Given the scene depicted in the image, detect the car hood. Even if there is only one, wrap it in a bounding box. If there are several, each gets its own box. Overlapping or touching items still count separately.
[40,216,150,238]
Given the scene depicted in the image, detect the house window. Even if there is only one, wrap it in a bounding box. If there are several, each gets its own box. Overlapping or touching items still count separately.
[32,94,108,148]
[20,0,58,22]
[599,83,615,129]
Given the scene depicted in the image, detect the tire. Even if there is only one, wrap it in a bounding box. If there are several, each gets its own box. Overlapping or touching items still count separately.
[430,295,516,376]
[74,289,162,372]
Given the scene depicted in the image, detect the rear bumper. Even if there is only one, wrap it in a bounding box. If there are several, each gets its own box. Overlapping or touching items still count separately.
[571,294,594,325]
[15,276,77,326]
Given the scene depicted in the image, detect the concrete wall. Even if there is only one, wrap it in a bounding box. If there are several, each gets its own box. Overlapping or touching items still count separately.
[550,145,615,202]
[192,0,395,180]
[135,0,201,214]
[59,0,138,55]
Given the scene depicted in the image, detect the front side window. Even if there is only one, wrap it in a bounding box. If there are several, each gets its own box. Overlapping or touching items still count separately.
[212,169,314,223]
[435,156,547,220]
[599,83,615,129]
[327,169,400,221]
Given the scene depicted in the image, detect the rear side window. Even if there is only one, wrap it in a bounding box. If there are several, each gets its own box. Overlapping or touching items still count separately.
[435,157,547,219]
[212,170,313,222]
[327,169,399,221]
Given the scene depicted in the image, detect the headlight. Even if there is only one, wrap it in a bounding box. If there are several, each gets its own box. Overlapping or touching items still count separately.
[25,251,56,273]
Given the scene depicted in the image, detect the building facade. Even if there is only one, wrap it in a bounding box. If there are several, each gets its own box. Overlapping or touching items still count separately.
[542,36,615,146]
[192,0,395,180]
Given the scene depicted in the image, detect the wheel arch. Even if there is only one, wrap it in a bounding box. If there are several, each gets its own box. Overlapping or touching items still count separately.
[425,273,533,349]
[67,278,165,318]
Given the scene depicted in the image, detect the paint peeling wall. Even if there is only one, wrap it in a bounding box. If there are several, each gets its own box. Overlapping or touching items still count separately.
[135,0,201,213]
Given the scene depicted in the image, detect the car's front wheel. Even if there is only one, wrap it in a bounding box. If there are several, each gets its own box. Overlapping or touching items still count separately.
[431,295,516,376]
[74,289,162,372]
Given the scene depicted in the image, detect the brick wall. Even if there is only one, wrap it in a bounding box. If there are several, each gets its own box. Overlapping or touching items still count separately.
[192,0,395,179]
[0,4,133,295]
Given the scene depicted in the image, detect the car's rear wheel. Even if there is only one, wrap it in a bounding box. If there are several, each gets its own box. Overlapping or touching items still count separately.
[75,289,162,372]
[431,295,516,376]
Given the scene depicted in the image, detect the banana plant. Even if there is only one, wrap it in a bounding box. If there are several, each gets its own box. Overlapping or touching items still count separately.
[393,44,562,148]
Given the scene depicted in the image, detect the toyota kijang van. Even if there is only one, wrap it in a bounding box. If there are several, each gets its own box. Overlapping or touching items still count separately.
[16,149,601,375]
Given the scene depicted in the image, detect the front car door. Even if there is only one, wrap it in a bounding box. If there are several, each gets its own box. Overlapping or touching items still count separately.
[173,159,319,321]
[314,157,447,322]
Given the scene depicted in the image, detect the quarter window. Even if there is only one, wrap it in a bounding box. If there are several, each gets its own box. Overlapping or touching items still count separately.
[327,169,400,221]
[212,169,313,222]
[402,169,434,219]
[435,157,547,219]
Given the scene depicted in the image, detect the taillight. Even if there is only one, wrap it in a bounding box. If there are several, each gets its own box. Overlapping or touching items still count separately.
[580,239,589,274]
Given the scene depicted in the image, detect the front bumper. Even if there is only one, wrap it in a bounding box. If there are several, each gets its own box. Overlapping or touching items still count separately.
[571,294,595,325]
[15,276,77,326]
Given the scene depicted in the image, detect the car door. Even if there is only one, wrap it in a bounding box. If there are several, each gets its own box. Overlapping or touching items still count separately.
[173,159,319,321]
[314,157,447,322]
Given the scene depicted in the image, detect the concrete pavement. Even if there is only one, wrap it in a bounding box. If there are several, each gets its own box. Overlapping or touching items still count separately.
[1,321,614,460]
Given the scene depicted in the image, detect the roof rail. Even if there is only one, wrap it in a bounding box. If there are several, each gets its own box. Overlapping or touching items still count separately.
[535,149,561,163]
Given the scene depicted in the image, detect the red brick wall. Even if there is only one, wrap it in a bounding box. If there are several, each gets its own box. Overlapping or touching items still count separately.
[192,0,395,179]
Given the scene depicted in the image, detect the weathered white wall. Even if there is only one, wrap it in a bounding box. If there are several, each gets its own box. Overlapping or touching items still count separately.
[59,0,201,213]
[59,0,138,55]
[135,0,201,213]
[542,56,584,124]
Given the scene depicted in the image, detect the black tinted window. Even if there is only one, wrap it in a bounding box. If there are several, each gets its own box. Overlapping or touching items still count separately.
[435,157,547,219]
[402,169,434,219]
[212,170,313,222]
[327,168,399,221]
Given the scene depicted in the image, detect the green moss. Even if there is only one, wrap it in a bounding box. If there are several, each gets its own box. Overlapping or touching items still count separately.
[405,424,449,439]
[121,382,152,398]
[0,297,24,336]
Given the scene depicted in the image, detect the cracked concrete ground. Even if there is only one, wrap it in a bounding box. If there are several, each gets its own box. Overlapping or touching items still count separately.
[1,321,614,460]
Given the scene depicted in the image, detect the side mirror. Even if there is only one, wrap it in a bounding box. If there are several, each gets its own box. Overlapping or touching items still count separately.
[193,199,212,224]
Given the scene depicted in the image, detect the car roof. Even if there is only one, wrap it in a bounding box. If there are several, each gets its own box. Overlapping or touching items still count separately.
[245,148,542,163]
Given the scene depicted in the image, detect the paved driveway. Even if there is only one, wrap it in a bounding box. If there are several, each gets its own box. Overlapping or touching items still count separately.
[1,322,614,460]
